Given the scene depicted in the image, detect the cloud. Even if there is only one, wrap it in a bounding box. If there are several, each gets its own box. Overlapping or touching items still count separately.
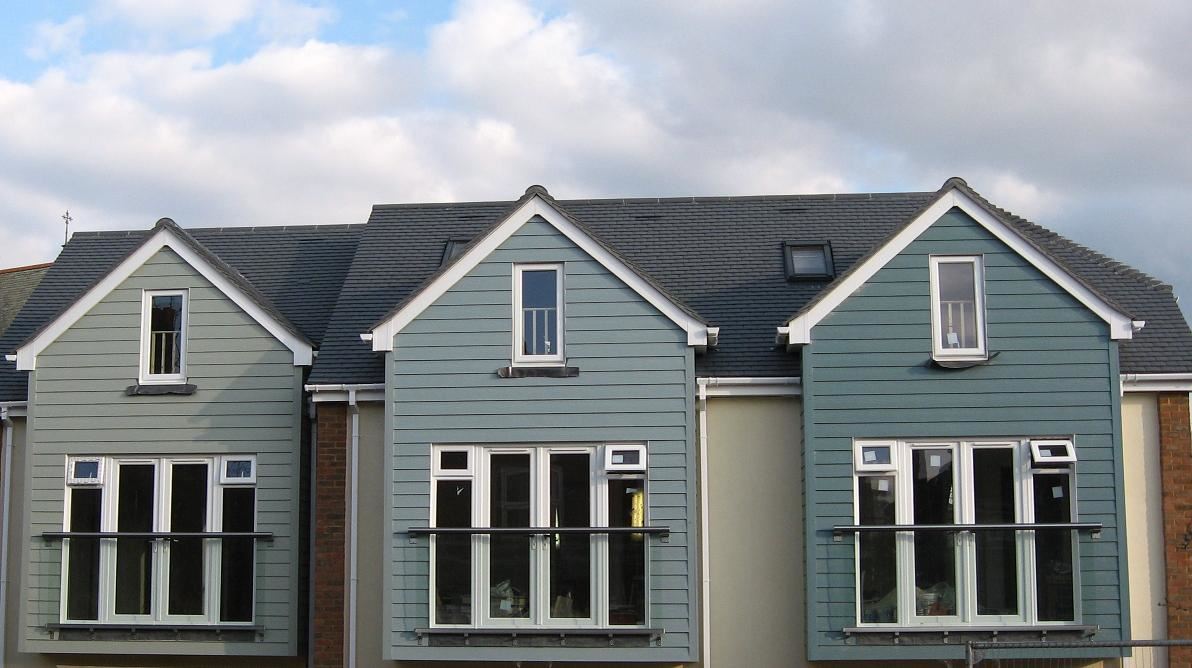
[26,16,87,60]
[93,0,334,43]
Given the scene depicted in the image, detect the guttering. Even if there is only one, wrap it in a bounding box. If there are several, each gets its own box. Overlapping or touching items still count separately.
[1121,373,1192,392]
[305,383,384,403]
[0,403,20,663]
[695,380,712,668]
[698,376,802,397]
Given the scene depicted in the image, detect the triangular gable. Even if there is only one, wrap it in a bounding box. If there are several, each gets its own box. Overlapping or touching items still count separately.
[13,218,314,370]
[780,180,1141,345]
[368,187,713,350]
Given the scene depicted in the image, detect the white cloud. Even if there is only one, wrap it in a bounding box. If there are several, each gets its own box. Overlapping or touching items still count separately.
[26,16,87,60]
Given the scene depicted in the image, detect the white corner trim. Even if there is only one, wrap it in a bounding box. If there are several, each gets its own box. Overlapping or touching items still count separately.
[14,226,313,371]
[1121,373,1192,392]
[368,195,710,350]
[696,376,802,397]
[783,188,1137,345]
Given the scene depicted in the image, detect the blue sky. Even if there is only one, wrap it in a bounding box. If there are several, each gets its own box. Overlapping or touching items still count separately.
[1,1,1190,315]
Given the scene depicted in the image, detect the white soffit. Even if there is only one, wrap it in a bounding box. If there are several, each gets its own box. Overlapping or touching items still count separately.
[369,195,710,350]
[782,188,1137,345]
[15,226,313,370]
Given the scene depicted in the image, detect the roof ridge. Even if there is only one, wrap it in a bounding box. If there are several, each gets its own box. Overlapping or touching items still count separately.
[0,262,52,275]
[369,190,937,210]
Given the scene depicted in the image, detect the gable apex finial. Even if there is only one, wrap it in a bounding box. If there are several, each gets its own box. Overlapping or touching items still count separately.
[524,184,550,198]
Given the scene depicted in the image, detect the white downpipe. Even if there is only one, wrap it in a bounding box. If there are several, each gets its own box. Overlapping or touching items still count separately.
[307,400,318,668]
[347,390,360,668]
[0,406,15,664]
[696,381,712,668]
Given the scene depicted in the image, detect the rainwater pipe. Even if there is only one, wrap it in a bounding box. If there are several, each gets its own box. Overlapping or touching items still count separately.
[347,389,360,668]
[695,380,712,668]
[0,404,17,664]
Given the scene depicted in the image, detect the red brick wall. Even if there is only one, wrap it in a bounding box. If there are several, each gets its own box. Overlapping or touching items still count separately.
[1160,392,1192,664]
[313,403,348,668]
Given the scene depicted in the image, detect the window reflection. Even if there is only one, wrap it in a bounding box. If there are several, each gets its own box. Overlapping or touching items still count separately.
[912,449,956,617]
[858,476,896,623]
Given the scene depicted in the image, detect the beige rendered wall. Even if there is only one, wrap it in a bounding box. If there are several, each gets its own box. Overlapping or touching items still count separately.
[1122,393,1168,663]
[705,396,804,668]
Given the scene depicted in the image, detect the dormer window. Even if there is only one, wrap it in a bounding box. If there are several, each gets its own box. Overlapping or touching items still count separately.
[929,256,986,360]
[784,241,835,280]
[513,264,563,365]
[140,290,187,383]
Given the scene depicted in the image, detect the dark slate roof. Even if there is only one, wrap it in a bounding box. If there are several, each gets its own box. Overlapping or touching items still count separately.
[0,224,362,401]
[0,263,51,338]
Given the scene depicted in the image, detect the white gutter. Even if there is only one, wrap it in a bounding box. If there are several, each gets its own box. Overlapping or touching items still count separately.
[695,380,712,668]
[0,404,18,664]
[698,376,802,397]
[1122,373,1192,393]
[347,389,360,668]
[305,383,384,404]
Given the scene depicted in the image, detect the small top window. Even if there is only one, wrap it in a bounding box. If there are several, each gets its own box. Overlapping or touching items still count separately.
[141,290,187,383]
[440,238,471,266]
[220,456,257,484]
[784,242,835,280]
[1030,439,1076,467]
[929,256,986,360]
[67,457,103,485]
[854,440,896,472]
[513,264,564,364]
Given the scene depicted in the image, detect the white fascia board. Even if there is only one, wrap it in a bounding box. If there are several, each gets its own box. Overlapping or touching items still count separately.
[305,383,386,403]
[782,189,1136,344]
[369,195,710,350]
[15,227,313,370]
[696,376,802,397]
[1121,373,1192,392]
[0,402,27,418]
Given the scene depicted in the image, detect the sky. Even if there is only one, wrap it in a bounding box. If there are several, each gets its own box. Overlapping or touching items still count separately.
[0,1,1190,314]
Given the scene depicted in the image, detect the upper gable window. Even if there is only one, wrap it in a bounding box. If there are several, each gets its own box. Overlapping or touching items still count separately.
[141,290,187,383]
[784,241,835,280]
[513,264,564,365]
[929,256,986,360]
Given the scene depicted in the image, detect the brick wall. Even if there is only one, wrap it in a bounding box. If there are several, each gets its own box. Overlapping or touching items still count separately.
[314,403,348,668]
[1160,392,1192,665]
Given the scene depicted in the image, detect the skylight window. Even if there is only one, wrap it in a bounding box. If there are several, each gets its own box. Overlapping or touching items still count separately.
[440,238,471,266]
[784,241,835,280]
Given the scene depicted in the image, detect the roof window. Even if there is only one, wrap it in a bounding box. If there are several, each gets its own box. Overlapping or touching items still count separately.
[784,241,835,280]
[440,238,471,266]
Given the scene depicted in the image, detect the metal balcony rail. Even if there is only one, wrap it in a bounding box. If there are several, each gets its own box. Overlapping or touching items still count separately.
[41,531,273,541]
[406,526,668,536]
[831,522,1102,541]
[966,638,1192,667]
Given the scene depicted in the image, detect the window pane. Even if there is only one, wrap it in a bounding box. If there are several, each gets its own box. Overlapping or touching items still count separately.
[937,262,978,349]
[168,463,208,616]
[973,449,1018,616]
[115,464,155,616]
[225,460,253,479]
[549,453,591,619]
[434,480,472,624]
[912,448,956,616]
[73,460,99,480]
[858,476,897,623]
[861,446,891,466]
[439,451,468,471]
[1034,473,1076,621]
[66,488,102,620]
[521,270,558,356]
[221,487,256,622]
[789,246,828,275]
[149,295,183,375]
[489,454,531,619]
[608,478,646,625]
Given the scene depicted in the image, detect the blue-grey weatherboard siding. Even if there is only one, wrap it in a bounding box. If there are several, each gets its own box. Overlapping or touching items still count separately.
[802,208,1130,661]
[18,248,303,656]
[385,217,699,663]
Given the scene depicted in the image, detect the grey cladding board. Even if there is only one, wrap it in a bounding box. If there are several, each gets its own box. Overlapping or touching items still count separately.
[20,248,302,656]
[803,209,1128,661]
[386,219,699,663]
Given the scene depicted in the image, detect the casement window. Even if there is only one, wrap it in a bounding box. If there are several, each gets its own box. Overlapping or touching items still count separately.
[61,455,257,625]
[853,438,1078,627]
[140,290,187,383]
[929,256,987,360]
[513,264,564,365]
[784,241,835,280]
[430,444,648,628]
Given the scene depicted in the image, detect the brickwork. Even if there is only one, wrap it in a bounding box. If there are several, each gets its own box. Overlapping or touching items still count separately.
[1160,392,1192,666]
[313,403,348,668]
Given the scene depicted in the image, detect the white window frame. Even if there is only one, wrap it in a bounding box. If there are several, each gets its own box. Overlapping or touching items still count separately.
[604,444,647,472]
[852,438,1081,629]
[66,456,103,486]
[219,455,257,485]
[139,289,189,384]
[853,440,896,472]
[432,447,474,476]
[60,455,258,626]
[512,264,565,366]
[1030,438,1077,467]
[928,256,987,361]
[429,443,650,630]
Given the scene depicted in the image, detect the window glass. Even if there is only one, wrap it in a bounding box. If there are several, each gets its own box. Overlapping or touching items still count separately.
[439,451,468,471]
[936,262,978,350]
[521,270,559,356]
[789,246,829,275]
[73,460,100,481]
[224,459,253,480]
[148,294,183,375]
[1033,473,1075,621]
[66,488,102,620]
[115,464,155,616]
[168,463,207,616]
[548,453,591,620]
[608,478,646,625]
[220,486,256,622]
[489,454,531,619]
[973,449,1018,616]
[434,480,472,624]
[861,446,891,466]
[858,476,897,623]
[912,448,956,617]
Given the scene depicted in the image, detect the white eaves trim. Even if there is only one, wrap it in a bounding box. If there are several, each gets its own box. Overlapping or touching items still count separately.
[305,383,386,403]
[696,376,802,397]
[782,188,1138,345]
[369,195,711,349]
[14,226,313,371]
[1121,373,1192,393]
